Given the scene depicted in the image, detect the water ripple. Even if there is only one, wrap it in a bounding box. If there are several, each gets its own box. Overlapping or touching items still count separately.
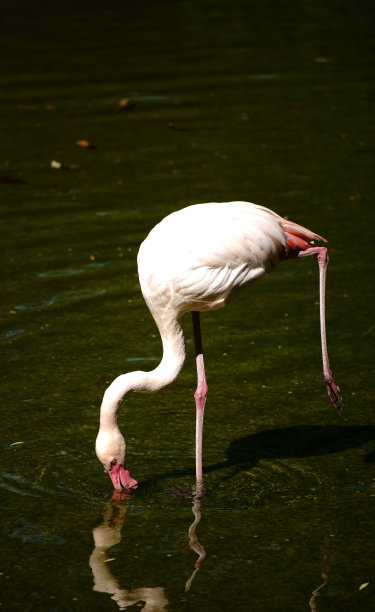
[13,288,107,313]
[1,329,25,340]
[38,268,84,279]
[126,356,159,362]
[7,520,65,544]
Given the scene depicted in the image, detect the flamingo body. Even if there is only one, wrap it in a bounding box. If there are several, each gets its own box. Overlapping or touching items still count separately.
[96,201,343,490]
[138,201,321,316]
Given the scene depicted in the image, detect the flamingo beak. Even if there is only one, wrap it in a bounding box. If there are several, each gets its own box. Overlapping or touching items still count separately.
[108,463,138,490]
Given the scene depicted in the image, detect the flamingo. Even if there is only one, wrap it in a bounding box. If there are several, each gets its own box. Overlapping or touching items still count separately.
[96,201,343,490]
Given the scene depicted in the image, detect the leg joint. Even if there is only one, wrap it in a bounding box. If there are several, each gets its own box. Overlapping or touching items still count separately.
[194,383,208,403]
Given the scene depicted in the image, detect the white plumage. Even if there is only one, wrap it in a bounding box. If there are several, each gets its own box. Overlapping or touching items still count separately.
[139,202,285,313]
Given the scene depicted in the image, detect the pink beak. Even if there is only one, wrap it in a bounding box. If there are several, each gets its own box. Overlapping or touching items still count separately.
[108,463,138,490]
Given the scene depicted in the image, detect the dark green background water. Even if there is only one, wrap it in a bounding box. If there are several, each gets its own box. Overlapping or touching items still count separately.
[1,1,374,610]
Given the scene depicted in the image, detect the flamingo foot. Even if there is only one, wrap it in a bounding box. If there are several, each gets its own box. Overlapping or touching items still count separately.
[171,486,207,500]
[324,372,344,416]
[193,483,207,500]
[108,463,138,490]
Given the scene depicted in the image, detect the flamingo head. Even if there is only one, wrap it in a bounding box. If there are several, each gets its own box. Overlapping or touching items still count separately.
[96,427,138,490]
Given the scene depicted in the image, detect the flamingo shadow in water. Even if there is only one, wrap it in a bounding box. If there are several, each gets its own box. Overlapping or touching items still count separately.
[138,425,375,490]
[224,424,375,467]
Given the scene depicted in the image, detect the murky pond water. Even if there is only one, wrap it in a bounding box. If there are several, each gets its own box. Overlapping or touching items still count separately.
[1,1,374,610]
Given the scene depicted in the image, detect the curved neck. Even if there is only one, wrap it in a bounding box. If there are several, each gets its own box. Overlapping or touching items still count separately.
[99,319,185,429]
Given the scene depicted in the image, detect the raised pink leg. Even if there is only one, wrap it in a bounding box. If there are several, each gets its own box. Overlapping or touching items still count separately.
[297,246,343,415]
[191,311,208,489]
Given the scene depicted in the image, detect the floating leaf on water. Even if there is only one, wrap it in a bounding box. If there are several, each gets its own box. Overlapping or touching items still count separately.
[10,441,24,446]
[118,98,134,109]
[359,582,369,591]
[76,140,92,148]
[50,160,62,169]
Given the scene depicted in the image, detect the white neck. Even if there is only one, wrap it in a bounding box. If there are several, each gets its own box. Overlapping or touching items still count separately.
[99,318,186,429]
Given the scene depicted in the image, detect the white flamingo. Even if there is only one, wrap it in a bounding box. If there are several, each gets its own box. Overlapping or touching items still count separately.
[96,201,343,490]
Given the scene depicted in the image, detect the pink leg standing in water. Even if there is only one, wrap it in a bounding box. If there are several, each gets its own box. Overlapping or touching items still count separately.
[191,311,208,490]
[190,244,343,491]
[297,246,343,415]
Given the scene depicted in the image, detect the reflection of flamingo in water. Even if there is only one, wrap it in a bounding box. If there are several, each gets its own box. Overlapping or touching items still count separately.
[89,494,168,611]
[95,201,343,490]
[309,529,335,612]
[185,494,206,592]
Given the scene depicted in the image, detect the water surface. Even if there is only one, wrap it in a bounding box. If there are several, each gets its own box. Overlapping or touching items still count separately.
[1,1,374,610]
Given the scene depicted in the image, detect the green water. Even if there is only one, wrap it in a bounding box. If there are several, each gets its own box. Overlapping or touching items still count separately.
[1,1,374,610]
